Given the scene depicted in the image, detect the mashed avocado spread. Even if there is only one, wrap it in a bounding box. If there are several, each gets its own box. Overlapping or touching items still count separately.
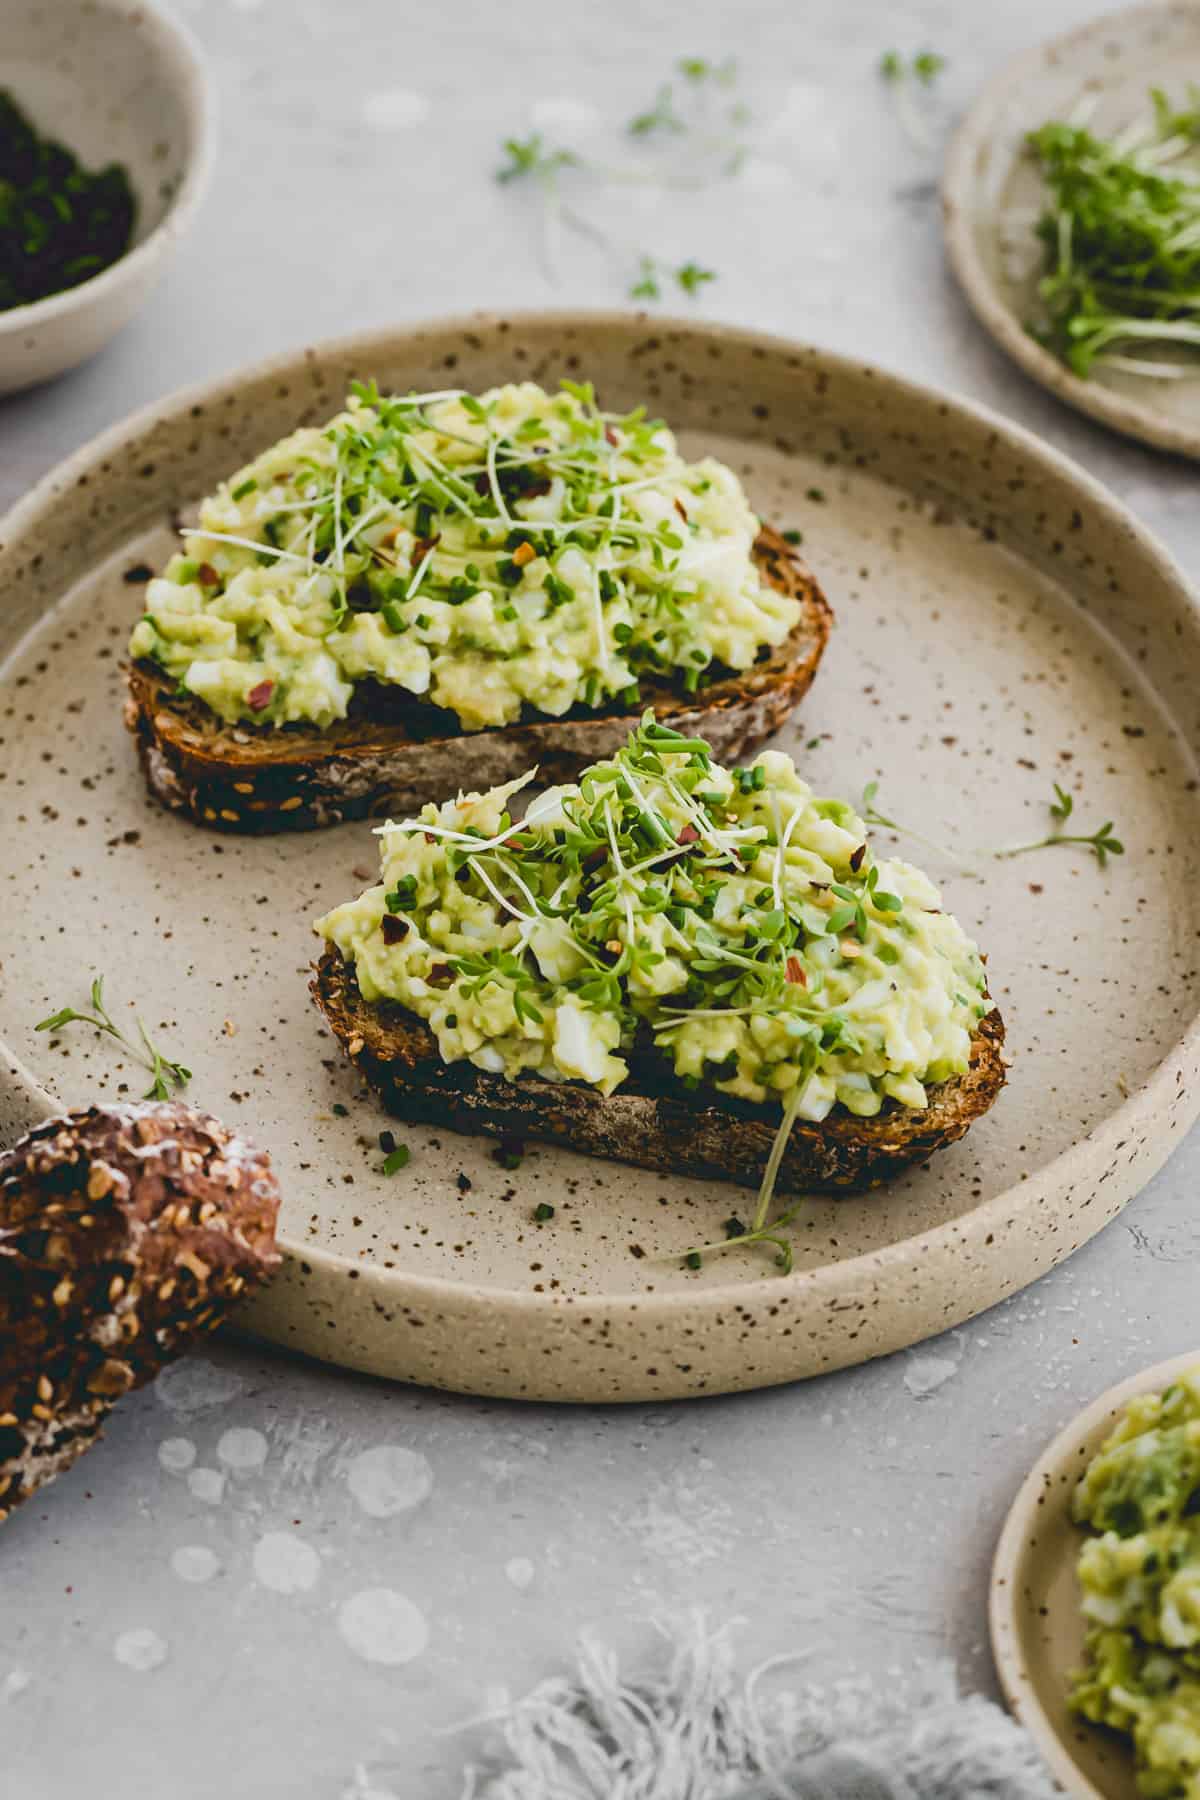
[315,714,991,1121]
[129,381,800,733]
[1072,1368,1200,1798]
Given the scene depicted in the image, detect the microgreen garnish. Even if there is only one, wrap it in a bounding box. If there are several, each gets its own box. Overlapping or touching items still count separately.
[326,713,993,1277]
[144,379,794,726]
[534,1202,555,1221]
[676,261,716,295]
[629,257,717,301]
[861,778,1125,869]
[495,57,747,298]
[629,85,687,139]
[1025,92,1200,378]
[879,49,946,149]
[36,975,192,1100]
[996,783,1125,867]
[859,781,977,868]
[382,1144,411,1174]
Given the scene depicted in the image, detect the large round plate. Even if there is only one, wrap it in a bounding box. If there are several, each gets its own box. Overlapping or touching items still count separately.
[991,1350,1200,1799]
[943,2,1200,459]
[1,312,1199,1402]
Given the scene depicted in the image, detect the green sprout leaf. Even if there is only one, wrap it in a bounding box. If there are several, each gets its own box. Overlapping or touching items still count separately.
[36,975,192,1101]
[1026,93,1200,379]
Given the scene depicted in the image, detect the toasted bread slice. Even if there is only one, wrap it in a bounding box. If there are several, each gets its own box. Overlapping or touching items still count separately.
[123,527,831,834]
[312,946,1005,1196]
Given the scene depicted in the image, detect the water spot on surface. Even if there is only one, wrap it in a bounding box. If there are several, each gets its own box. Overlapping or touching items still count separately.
[217,1426,268,1473]
[171,1545,219,1584]
[505,1557,535,1591]
[188,1466,226,1505]
[113,1629,168,1671]
[338,1588,428,1665]
[361,89,429,131]
[530,97,601,135]
[346,1445,432,1518]
[2,1670,30,1702]
[158,1437,196,1474]
[155,1360,244,1415]
[740,156,791,191]
[903,1352,961,1398]
[616,1474,733,1568]
[253,1531,321,1594]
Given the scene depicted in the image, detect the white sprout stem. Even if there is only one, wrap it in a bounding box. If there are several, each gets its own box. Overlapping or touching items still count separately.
[483,852,545,920]
[772,800,805,912]
[470,857,539,927]
[405,543,438,602]
[752,1079,808,1233]
[184,530,311,568]
[331,459,345,590]
[601,795,629,881]
[485,428,513,530]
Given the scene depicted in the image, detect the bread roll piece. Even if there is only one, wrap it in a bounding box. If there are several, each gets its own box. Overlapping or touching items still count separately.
[0,1101,280,1520]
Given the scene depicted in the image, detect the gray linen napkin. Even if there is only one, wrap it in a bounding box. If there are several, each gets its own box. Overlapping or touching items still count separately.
[345,1615,1058,1800]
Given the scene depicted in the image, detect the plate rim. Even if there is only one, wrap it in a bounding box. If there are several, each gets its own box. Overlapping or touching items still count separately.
[4,308,1200,1395]
[942,0,1200,461]
[989,1348,1200,1799]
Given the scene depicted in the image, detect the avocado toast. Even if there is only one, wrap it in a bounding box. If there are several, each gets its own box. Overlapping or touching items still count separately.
[313,715,1004,1210]
[125,381,831,832]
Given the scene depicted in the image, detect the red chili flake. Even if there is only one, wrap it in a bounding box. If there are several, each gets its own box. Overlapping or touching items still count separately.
[604,425,618,447]
[677,823,700,845]
[785,955,807,986]
[583,846,607,869]
[849,843,867,872]
[196,562,219,587]
[427,963,453,987]
[674,498,689,524]
[423,832,437,844]
[411,534,441,562]
[380,914,409,945]
[247,679,274,711]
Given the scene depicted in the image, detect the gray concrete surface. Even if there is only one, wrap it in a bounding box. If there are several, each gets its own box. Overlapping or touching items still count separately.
[2,2,1198,1794]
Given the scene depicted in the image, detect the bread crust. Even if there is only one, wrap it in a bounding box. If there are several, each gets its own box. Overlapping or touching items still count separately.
[0,1102,280,1519]
[123,526,832,834]
[311,945,1006,1197]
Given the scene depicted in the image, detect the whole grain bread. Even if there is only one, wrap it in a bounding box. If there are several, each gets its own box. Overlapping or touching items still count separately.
[312,946,1006,1197]
[0,1102,280,1519]
[124,526,832,834]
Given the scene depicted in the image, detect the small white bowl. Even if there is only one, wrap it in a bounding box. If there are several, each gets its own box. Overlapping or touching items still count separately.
[0,0,214,394]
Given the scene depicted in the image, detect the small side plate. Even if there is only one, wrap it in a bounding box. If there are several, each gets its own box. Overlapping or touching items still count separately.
[943,1,1200,459]
[990,1350,1200,1799]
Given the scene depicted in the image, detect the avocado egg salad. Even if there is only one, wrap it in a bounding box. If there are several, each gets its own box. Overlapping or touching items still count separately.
[128,380,800,734]
[1072,1368,1200,1799]
[315,714,994,1253]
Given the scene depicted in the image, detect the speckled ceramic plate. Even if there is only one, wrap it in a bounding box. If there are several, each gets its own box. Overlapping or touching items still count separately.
[943,1,1200,459]
[991,1350,1200,1798]
[2,312,1199,1402]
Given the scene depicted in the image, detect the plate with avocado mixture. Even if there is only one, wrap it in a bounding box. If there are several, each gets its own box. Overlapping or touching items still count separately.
[1,312,1199,1402]
[992,1352,1200,1800]
[944,1,1200,459]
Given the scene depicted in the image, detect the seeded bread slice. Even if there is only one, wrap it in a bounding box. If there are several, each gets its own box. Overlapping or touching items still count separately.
[312,946,1006,1197]
[123,527,832,835]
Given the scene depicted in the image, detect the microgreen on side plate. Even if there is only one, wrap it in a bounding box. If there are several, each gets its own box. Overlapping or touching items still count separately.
[1026,90,1200,379]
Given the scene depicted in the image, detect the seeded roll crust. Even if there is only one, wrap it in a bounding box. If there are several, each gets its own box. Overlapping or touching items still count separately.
[0,1102,280,1520]
[124,527,831,834]
[313,945,1005,1196]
